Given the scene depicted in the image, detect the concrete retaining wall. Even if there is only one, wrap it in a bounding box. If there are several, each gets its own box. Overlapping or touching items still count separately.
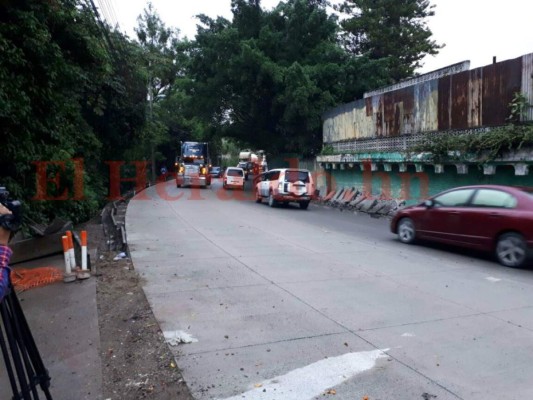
[328,164,533,205]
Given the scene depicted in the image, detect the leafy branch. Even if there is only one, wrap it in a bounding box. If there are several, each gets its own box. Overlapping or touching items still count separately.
[320,144,335,155]
[508,92,532,123]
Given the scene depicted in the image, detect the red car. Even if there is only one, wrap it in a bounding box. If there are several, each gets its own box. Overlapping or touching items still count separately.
[390,185,533,268]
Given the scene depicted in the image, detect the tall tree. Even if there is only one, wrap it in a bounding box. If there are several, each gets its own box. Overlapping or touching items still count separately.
[339,0,442,82]
[0,0,149,225]
[135,3,180,181]
[188,0,389,156]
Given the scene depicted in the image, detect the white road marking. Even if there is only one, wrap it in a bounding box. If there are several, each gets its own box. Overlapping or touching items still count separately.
[219,348,389,400]
[485,276,501,283]
[401,332,415,337]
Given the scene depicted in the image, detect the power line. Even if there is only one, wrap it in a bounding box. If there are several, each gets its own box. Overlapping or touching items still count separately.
[95,0,117,28]
[101,0,118,28]
[106,0,121,30]
[94,0,109,24]
[85,0,117,58]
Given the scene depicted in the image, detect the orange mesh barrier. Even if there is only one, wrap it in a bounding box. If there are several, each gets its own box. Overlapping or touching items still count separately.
[10,268,64,292]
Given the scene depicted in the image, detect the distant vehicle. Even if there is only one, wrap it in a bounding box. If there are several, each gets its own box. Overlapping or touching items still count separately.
[255,168,315,210]
[175,141,211,188]
[237,161,250,180]
[238,149,266,180]
[390,185,533,268]
[223,167,245,190]
[209,166,222,178]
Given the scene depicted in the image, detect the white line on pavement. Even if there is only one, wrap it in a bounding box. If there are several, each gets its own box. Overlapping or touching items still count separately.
[219,348,389,400]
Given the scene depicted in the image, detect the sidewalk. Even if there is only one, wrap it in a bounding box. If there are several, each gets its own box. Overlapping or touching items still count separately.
[0,193,192,400]
[0,253,103,400]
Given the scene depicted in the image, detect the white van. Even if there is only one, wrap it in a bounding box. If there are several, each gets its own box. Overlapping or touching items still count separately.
[223,167,245,190]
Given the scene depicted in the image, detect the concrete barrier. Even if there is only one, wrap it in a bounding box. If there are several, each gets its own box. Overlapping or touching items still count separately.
[315,185,406,218]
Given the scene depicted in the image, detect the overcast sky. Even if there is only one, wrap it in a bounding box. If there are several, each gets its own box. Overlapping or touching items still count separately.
[107,0,533,74]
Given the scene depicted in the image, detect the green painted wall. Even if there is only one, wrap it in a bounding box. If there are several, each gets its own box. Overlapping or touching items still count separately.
[330,165,533,204]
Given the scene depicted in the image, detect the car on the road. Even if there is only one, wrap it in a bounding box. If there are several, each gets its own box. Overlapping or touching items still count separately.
[390,185,533,268]
[209,166,222,178]
[223,167,245,190]
[255,168,315,210]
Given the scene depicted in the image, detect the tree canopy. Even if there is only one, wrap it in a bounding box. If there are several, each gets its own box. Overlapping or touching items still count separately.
[186,0,391,156]
[338,0,442,82]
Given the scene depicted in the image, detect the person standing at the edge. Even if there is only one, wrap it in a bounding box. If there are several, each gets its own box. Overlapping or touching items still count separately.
[0,203,13,302]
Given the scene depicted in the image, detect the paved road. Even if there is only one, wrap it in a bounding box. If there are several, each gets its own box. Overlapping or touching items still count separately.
[126,179,533,400]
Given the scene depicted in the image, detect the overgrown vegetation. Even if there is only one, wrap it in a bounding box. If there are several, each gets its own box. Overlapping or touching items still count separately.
[320,144,336,155]
[409,124,533,163]
[507,92,532,123]
[409,93,533,163]
[1,0,442,228]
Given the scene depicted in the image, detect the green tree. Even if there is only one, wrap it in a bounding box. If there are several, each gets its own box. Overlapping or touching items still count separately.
[0,0,149,226]
[188,0,388,156]
[339,0,442,82]
[135,2,180,181]
[0,1,106,224]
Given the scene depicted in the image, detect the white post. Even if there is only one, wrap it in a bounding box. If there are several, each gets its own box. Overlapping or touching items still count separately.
[62,236,71,274]
[66,231,76,271]
[62,235,75,282]
[81,230,88,271]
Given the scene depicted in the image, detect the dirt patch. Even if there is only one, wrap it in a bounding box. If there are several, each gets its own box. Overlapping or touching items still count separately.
[82,207,193,400]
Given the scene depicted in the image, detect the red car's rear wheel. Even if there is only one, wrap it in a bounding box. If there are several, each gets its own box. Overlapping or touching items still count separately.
[496,232,528,268]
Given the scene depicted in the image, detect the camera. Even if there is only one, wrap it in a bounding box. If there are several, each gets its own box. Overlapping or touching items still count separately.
[0,187,22,232]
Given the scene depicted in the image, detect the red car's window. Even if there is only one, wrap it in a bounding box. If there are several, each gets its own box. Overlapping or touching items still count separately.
[471,189,517,208]
[433,189,475,207]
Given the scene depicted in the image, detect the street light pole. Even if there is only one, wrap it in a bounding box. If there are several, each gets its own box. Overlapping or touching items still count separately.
[148,59,156,184]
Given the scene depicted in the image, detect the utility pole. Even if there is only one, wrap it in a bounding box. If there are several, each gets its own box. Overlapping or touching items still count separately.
[148,59,156,184]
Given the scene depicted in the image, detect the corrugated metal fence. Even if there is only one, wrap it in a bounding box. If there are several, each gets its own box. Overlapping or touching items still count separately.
[323,53,533,144]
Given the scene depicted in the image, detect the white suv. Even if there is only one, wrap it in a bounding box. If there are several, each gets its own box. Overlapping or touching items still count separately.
[254,168,315,209]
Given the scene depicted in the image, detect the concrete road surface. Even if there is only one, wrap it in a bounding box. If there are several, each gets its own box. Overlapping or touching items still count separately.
[126,179,533,400]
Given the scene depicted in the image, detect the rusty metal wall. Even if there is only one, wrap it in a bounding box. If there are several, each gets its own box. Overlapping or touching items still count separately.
[323,100,360,142]
[451,70,469,129]
[468,68,482,127]
[482,58,522,125]
[414,80,438,133]
[323,53,532,143]
[522,53,533,121]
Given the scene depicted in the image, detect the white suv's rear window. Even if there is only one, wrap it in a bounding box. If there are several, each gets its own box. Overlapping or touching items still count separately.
[284,171,310,183]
